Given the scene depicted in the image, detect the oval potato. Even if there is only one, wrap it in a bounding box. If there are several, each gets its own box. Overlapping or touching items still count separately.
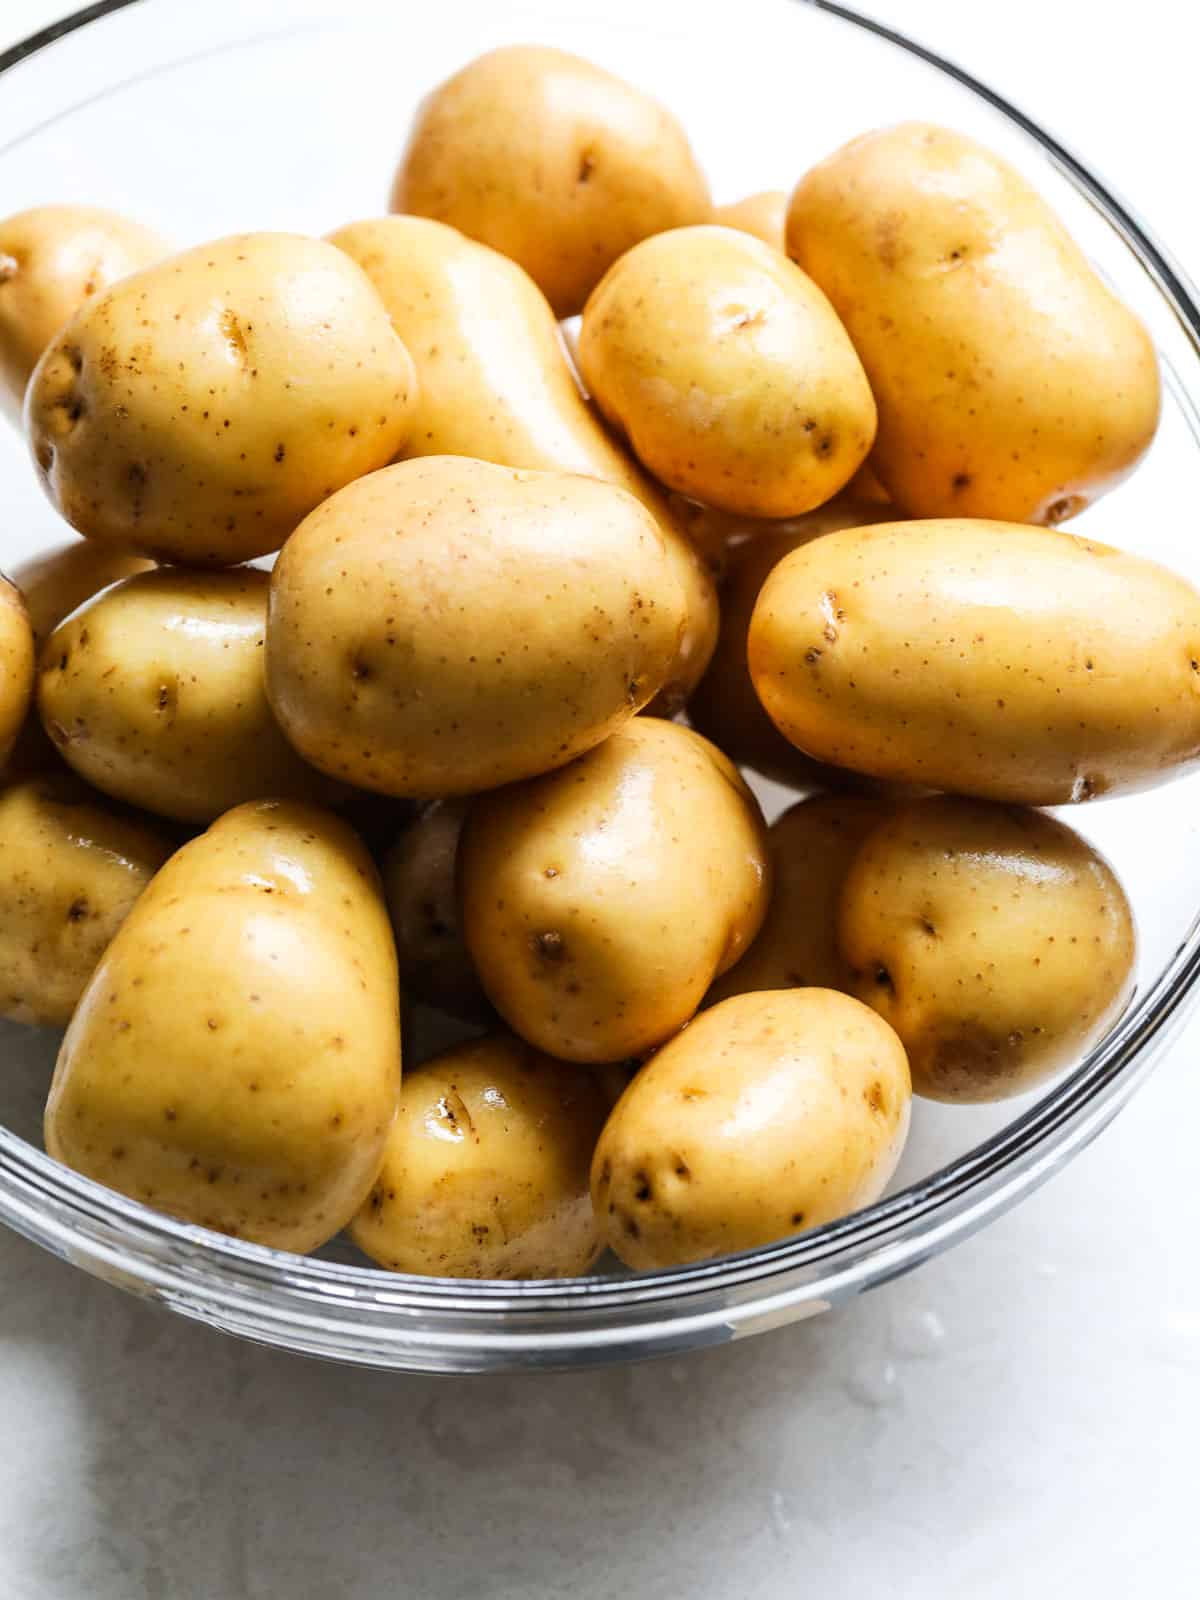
[0,576,35,767]
[713,190,787,251]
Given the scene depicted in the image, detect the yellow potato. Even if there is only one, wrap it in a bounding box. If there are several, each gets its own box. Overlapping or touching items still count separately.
[592,989,911,1269]
[749,519,1200,804]
[0,575,35,767]
[391,45,711,317]
[459,718,770,1062]
[38,567,344,823]
[713,190,788,251]
[329,216,717,715]
[839,796,1136,1102]
[45,800,402,1252]
[267,457,685,797]
[349,1032,609,1277]
[0,773,171,1026]
[0,205,166,421]
[579,225,876,518]
[26,232,416,566]
[786,123,1160,523]
[382,800,489,1020]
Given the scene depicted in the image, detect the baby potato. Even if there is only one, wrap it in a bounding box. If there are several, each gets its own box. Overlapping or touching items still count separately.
[26,232,416,566]
[749,518,1200,804]
[45,800,402,1252]
[0,205,166,421]
[382,800,489,1020]
[0,576,35,767]
[592,989,911,1269]
[391,45,711,316]
[786,123,1160,523]
[329,216,717,715]
[579,225,876,518]
[713,190,788,251]
[459,718,771,1062]
[349,1033,609,1277]
[267,456,685,797]
[0,773,171,1026]
[839,796,1136,1102]
[38,567,344,824]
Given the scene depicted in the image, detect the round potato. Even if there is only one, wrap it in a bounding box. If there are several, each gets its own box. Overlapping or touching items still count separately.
[0,773,172,1026]
[267,456,685,797]
[460,718,771,1062]
[592,989,911,1269]
[839,796,1136,1102]
[26,232,416,566]
[329,215,718,715]
[579,225,876,518]
[786,122,1160,523]
[45,800,402,1252]
[713,190,788,251]
[38,567,344,823]
[0,576,35,767]
[0,205,166,421]
[349,1032,609,1277]
[749,519,1200,804]
[391,45,711,317]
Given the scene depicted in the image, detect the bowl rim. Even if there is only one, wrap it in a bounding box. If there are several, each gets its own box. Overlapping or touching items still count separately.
[2,0,1199,1372]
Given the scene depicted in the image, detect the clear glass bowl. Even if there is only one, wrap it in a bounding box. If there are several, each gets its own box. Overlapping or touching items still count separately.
[1,0,1198,1373]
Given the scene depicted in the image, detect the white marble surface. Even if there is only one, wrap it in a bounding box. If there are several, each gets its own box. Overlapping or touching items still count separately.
[1,1,1199,1595]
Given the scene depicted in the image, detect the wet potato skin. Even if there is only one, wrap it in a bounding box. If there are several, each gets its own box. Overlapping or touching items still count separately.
[713,190,788,251]
[592,989,911,1270]
[838,796,1136,1102]
[748,519,1200,805]
[0,577,35,768]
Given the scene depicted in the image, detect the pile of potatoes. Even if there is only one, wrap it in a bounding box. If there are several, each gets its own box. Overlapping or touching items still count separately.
[0,42,1183,1280]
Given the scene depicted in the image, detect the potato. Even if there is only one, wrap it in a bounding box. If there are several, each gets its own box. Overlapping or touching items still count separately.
[45,800,402,1252]
[579,225,876,518]
[786,123,1160,523]
[0,205,165,421]
[382,800,489,1020]
[713,190,787,251]
[349,1032,608,1276]
[592,989,911,1269]
[391,45,711,317]
[267,456,685,797]
[0,576,35,767]
[749,519,1200,804]
[839,797,1136,1102]
[707,793,893,1006]
[459,718,770,1062]
[38,567,344,823]
[329,216,717,715]
[0,773,172,1025]
[26,232,416,566]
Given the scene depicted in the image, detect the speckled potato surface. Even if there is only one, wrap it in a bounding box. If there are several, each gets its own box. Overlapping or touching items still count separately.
[748,519,1200,804]
[0,773,171,1026]
[838,797,1136,1102]
[26,232,416,566]
[0,576,35,768]
[349,1032,609,1277]
[390,45,711,317]
[0,205,166,422]
[713,191,788,251]
[459,718,770,1063]
[44,800,402,1252]
[786,122,1160,524]
[592,988,911,1269]
[38,566,343,824]
[266,456,685,798]
[579,225,876,518]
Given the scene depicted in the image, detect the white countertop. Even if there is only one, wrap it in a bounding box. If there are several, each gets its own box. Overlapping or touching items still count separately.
[2,2,1198,1595]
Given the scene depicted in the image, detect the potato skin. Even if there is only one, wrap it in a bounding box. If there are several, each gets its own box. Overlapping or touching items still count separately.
[713,191,787,251]
[838,797,1136,1102]
[579,226,876,518]
[349,1033,608,1277]
[382,800,489,1020]
[0,205,165,421]
[45,800,402,1252]
[267,456,685,797]
[786,122,1160,524]
[391,45,711,317]
[38,567,343,824]
[329,216,717,716]
[0,773,171,1026]
[749,519,1200,804]
[0,576,35,767]
[460,718,770,1062]
[26,232,416,566]
[592,989,911,1269]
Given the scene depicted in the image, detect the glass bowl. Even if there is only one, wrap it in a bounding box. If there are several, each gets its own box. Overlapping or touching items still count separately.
[1,0,1198,1374]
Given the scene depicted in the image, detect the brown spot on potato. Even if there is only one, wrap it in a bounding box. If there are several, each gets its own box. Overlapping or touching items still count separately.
[532,930,566,963]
